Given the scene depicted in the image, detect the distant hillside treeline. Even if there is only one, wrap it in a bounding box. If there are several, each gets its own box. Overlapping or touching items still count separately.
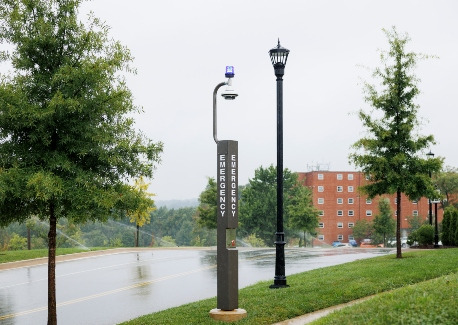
[0,205,216,250]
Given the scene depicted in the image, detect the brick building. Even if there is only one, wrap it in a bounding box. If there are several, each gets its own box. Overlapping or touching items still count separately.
[298,171,443,245]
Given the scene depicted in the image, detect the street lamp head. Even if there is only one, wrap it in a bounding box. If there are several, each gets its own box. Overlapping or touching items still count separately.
[269,39,289,76]
[426,151,435,158]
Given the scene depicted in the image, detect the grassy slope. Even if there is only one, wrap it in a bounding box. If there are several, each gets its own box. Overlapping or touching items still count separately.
[121,249,458,325]
[311,272,457,325]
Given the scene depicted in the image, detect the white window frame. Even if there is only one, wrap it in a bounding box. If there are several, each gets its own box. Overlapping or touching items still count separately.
[348,186,354,192]
[366,210,373,216]
[337,234,343,240]
[337,198,343,204]
[337,186,343,192]
[348,223,354,228]
[318,198,324,204]
[337,222,343,229]
[319,210,324,216]
[317,173,324,180]
[318,186,324,192]
[413,210,418,216]
[348,174,354,180]
[337,210,343,216]
[366,198,372,204]
[348,198,354,204]
[348,210,354,216]
[318,235,324,241]
[319,222,324,228]
[337,174,343,180]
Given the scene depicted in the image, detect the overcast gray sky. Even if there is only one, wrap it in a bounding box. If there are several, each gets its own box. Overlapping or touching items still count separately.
[5,0,458,201]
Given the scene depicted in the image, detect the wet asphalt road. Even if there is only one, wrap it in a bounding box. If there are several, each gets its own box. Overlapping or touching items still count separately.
[0,247,393,325]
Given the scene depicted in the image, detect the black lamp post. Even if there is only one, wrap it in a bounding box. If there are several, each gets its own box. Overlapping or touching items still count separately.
[269,39,290,289]
[426,151,434,225]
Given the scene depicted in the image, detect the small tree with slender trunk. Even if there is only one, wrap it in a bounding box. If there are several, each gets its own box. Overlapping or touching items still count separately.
[349,27,442,258]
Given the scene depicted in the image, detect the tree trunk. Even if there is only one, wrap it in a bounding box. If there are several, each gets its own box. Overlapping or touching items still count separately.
[136,224,139,247]
[396,190,402,258]
[27,228,31,250]
[48,203,57,325]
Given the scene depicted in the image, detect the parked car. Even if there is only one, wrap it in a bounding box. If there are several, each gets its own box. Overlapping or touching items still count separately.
[349,239,358,247]
[336,243,353,248]
[331,241,342,247]
[388,237,408,248]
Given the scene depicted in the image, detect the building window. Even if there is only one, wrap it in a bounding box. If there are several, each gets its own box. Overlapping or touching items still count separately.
[366,210,372,216]
[337,186,343,192]
[318,198,324,204]
[318,173,324,180]
[348,174,354,180]
[337,210,343,216]
[366,198,372,204]
[413,210,418,216]
[348,186,354,192]
[412,200,418,204]
[337,174,343,180]
[337,234,343,240]
[319,210,324,216]
[337,198,343,204]
[348,223,354,228]
[348,198,354,204]
[319,222,324,228]
[318,235,324,241]
[394,198,397,204]
[348,210,354,216]
[348,235,354,240]
[318,186,324,192]
[337,222,343,228]
[395,211,398,216]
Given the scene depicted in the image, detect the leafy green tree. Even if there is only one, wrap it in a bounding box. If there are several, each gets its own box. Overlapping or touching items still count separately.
[0,1,162,323]
[8,233,27,250]
[127,177,155,247]
[349,27,442,258]
[194,177,217,229]
[373,198,395,246]
[352,219,374,244]
[287,183,320,247]
[239,165,301,246]
[406,214,426,232]
[435,166,458,209]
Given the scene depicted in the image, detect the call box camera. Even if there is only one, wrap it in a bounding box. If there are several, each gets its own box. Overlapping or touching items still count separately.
[221,87,238,100]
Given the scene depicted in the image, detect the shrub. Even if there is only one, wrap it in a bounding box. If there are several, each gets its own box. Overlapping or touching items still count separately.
[416,225,434,245]
[8,233,27,250]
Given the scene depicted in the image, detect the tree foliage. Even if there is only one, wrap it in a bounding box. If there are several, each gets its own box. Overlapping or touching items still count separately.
[0,1,162,323]
[349,27,442,258]
[127,176,156,247]
[352,219,373,244]
[372,198,395,246]
[239,165,316,246]
[435,166,458,209]
[194,177,217,229]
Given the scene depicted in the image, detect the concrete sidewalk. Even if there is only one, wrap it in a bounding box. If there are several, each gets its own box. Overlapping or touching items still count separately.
[272,295,375,325]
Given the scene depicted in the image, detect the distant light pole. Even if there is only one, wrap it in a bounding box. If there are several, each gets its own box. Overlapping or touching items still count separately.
[426,151,434,225]
[269,39,290,289]
[434,198,440,248]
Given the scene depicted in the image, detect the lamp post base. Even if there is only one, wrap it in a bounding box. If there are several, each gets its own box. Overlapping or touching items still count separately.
[209,308,247,322]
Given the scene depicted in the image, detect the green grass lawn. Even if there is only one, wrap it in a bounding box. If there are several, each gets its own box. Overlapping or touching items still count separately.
[0,247,107,263]
[311,272,457,325]
[121,249,458,325]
